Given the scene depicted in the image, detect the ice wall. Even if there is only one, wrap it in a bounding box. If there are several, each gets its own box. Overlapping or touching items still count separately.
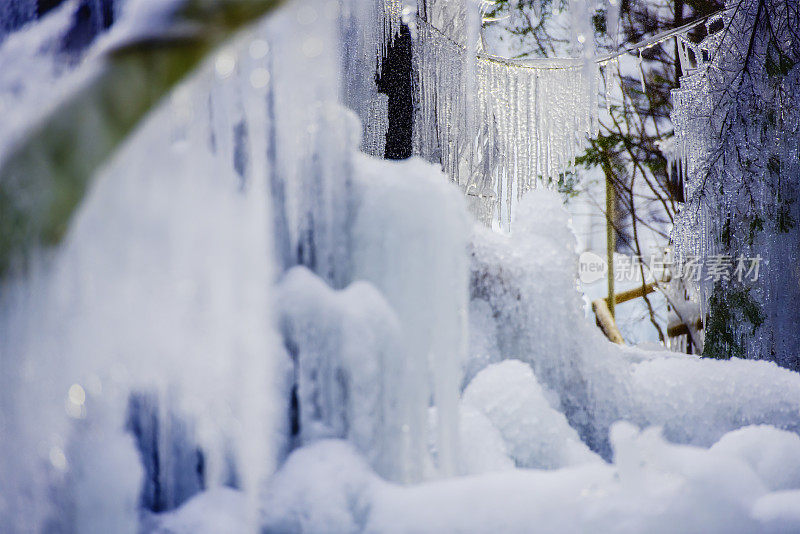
[352,154,470,480]
[266,0,468,482]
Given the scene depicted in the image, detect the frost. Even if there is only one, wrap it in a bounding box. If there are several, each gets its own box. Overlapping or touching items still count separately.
[670,3,800,367]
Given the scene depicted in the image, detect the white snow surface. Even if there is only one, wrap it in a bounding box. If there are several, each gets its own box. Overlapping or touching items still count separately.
[169,428,800,533]
[462,360,600,469]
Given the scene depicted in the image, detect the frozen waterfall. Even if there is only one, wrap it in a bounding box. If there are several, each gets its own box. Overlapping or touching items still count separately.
[2,0,800,533]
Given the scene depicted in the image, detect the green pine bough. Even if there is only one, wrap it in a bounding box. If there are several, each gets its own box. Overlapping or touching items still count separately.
[0,0,283,276]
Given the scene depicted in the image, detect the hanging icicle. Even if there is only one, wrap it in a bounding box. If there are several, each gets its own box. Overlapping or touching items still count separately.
[606,0,619,45]
[638,49,646,93]
[413,13,598,226]
[411,1,723,227]
[670,12,726,295]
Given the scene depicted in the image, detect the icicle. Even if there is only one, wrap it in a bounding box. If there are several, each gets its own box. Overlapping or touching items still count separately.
[606,0,619,45]
[414,1,598,226]
[362,93,389,157]
[638,49,646,93]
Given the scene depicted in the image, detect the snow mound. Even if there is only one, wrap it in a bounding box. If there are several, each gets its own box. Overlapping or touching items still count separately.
[710,425,800,491]
[457,404,515,475]
[149,488,247,534]
[751,490,800,532]
[462,360,600,469]
[628,356,800,447]
[261,440,378,534]
[255,424,800,533]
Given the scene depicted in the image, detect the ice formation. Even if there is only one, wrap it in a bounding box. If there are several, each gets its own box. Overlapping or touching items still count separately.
[1,0,800,532]
[0,0,391,529]
[470,189,800,457]
[352,153,470,480]
[414,0,599,226]
[277,266,406,479]
[671,2,800,368]
[0,0,37,38]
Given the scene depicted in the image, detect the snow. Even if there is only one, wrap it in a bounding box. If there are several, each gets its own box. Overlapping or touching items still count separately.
[462,360,600,469]
[261,440,378,534]
[254,427,800,533]
[455,404,515,475]
[148,488,248,534]
[470,188,800,457]
[709,426,800,492]
[66,428,143,534]
[751,490,800,532]
[628,357,800,447]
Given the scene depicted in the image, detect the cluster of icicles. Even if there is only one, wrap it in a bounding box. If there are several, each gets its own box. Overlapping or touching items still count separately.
[669,4,800,367]
[409,3,598,226]
[669,11,728,310]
